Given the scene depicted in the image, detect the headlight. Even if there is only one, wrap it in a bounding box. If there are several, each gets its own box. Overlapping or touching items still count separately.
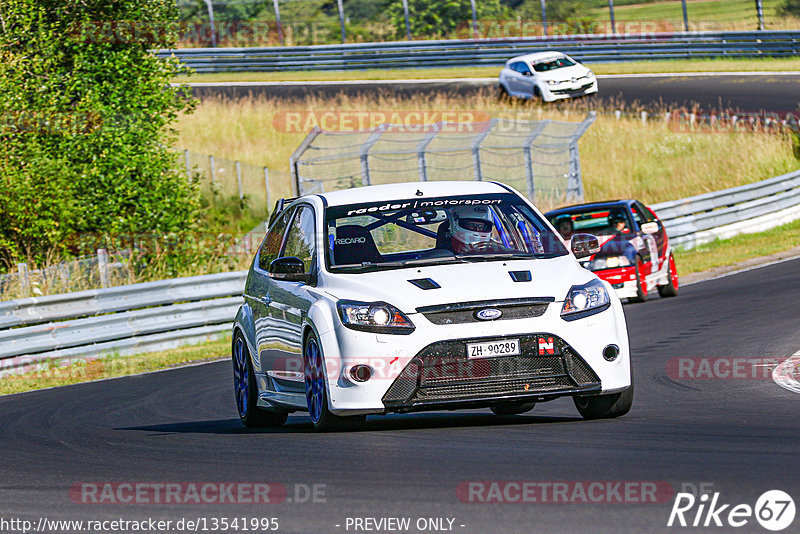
[561,279,611,320]
[589,255,631,270]
[587,70,594,77]
[337,300,415,335]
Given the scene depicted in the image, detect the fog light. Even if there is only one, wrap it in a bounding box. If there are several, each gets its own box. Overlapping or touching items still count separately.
[603,345,620,362]
[350,365,372,382]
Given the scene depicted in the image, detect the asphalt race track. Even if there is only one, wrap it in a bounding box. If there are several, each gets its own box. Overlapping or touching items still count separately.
[1,257,799,533]
[188,73,800,113]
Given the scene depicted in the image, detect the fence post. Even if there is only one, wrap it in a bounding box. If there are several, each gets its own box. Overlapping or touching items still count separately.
[264,167,271,210]
[58,264,70,290]
[184,149,191,179]
[290,127,322,196]
[17,263,29,294]
[203,0,217,47]
[608,0,616,34]
[401,0,412,40]
[209,155,216,185]
[471,119,496,182]
[523,121,549,201]
[336,0,346,43]
[540,0,548,36]
[417,124,440,182]
[566,112,597,202]
[236,160,243,200]
[272,0,284,45]
[681,0,689,31]
[97,249,110,288]
[469,0,479,39]
[755,0,764,31]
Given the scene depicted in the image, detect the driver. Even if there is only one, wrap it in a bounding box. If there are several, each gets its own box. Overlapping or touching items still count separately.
[448,205,496,254]
[610,213,629,233]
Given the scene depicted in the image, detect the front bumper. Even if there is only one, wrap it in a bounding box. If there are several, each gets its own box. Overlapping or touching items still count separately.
[543,79,598,101]
[595,266,639,299]
[320,293,630,415]
[381,333,601,413]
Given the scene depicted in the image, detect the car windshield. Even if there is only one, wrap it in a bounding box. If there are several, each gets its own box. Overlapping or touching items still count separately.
[325,193,568,272]
[547,207,633,240]
[532,57,576,72]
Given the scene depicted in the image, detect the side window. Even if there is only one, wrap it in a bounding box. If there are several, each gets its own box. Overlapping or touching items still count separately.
[281,206,316,274]
[519,63,532,75]
[636,202,657,223]
[258,208,292,271]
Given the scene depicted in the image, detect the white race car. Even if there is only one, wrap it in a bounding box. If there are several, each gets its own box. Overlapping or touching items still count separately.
[499,51,598,102]
[232,181,632,431]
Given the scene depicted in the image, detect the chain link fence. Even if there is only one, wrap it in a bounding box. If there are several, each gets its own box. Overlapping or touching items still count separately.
[291,112,595,209]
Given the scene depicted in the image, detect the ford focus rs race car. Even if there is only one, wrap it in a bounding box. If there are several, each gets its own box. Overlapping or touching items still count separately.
[232,182,633,431]
[545,200,679,303]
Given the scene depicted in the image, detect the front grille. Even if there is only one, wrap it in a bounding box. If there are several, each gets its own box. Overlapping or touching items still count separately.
[553,82,594,95]
[382,334,601,409]
[417,298,553,326]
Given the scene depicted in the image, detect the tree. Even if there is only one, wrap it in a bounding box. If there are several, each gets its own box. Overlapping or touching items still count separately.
[0,0,199,268]
[388,0,508,39]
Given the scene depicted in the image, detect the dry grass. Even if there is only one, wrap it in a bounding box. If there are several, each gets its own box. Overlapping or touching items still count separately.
[175,92,799,206]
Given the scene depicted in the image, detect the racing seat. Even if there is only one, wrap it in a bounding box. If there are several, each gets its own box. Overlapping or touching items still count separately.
[435,221,453,252]
[333,225,382,265]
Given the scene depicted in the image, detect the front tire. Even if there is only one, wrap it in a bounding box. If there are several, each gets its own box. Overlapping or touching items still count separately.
[627,256,648,303]
[304,332,365,432]
[232,332,288,428]
[573,374,634,420]
[657,254,679,298]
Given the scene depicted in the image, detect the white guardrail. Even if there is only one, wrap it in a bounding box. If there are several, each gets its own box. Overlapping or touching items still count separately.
[1,168,798,374]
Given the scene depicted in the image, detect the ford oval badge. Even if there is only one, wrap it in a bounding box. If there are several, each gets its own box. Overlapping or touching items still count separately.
[475,308,502,321]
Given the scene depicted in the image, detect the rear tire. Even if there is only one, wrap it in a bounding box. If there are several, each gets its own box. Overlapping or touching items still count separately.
[573,374,634,420]
[627,256,648,303]
[490,401,536,416]
[657,254,679,298]
[304,332,365,432]
[232,332,288,428]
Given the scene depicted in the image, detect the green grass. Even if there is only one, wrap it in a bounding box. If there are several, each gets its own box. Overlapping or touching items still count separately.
[674,218,800,274]
[0,337,230,396]
[174,57,800,84]
[590,0,792,31]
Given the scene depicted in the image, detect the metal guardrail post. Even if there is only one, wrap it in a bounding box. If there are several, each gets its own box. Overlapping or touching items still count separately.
[17,264,29,294]
[681,0,689,32]
[401,0,412,40]
[540,0,548,36]
[336,0,347,44]
[470,0,479,39]
[184,149,191,179]
[209,155,216,185]
[755,0,764,31]
[608,1,616,34]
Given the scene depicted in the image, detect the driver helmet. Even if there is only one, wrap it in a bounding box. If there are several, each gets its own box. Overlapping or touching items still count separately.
[609,211,628,232]
[449,205,495,253]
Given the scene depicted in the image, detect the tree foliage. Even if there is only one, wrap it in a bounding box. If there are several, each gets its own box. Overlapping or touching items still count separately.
[778,0,800,17]
[388,0,508,39]
[0,0,199,268]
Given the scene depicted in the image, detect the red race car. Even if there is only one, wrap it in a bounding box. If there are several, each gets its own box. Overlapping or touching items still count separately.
[546,200,679,302]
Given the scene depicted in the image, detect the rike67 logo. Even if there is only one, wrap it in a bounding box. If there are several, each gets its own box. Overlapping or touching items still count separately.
[668,490,795,531]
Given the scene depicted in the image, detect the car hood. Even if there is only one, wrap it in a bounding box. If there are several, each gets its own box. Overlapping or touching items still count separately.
[591,233,642,257]
[321,255,593,313]
[539,65,592,82]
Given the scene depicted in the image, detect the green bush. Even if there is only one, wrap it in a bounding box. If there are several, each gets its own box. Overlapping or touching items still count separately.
[0,0,199,269]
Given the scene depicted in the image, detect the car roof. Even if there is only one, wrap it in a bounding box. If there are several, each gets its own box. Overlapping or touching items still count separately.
[315,181,509,207]
[507,51,567,65]
[545,200,636,217]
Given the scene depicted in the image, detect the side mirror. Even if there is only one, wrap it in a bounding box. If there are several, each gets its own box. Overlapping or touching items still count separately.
[570,233,601,259]
[269,256,308,283]
[641,222,659,235]
[522,71,532,76]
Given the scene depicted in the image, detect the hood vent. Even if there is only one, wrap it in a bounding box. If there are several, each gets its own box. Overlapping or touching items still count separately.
[509,270,532,282]
[409,278,440,290]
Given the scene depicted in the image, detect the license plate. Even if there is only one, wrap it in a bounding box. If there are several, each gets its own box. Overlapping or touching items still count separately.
[467,339,520,359]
